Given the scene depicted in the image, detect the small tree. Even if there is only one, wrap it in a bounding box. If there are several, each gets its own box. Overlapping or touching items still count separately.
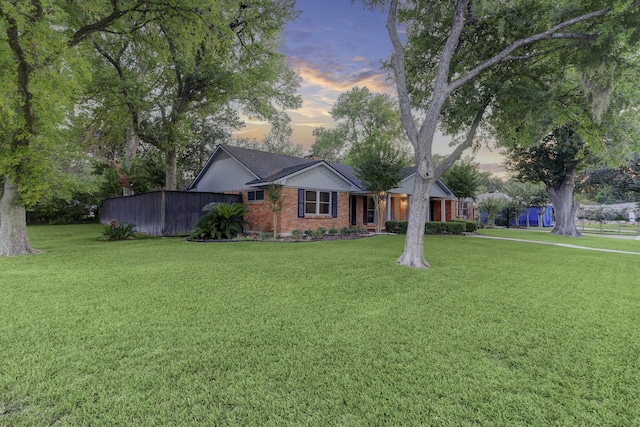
[441,159,482,219]
[351,138,409,233]
[267,183,285,240]
[586,206,610,234]
[503,181,528,227]
[612,208,629,234]
[503,181,549,228]
[530,186,550,228]
[478,197,507,229]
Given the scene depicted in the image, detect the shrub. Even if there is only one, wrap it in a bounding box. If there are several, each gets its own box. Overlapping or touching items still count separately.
[100,219,136,241]
[291,229,304,240]
[304,229,314,237]
[425,221,465,235]
[465,221,480,232]
[385,221,408,234]
[424,222,446,234]
[328,228,339,235]
[190,203,249,240]
[384,221,465,235]
[352,225,368,234]
[312,227,327,239]
[450,219,480,233]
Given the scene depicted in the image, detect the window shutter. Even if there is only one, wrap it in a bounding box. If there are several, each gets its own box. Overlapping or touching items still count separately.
[298,189,305,218]
[331,192,338,218]
[363,196,367,224]
[350,195,357,225]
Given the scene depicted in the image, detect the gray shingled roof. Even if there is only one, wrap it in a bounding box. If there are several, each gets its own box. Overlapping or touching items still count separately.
[218,144,367,189]
[220,144,312,179]
[190,144,455,197]
[247,161,322,184]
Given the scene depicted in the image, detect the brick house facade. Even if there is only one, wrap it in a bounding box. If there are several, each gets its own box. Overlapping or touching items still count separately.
[188,144,457,235]
[243,188,356,233]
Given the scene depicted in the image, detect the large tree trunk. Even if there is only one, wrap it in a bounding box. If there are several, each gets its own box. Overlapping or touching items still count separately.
[548,167,581,237]
[397,175,433,268]
[0,181,37,256]
[165,147,178,191]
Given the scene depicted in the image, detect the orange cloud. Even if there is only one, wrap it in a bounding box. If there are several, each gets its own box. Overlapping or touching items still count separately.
[288,57,394,94]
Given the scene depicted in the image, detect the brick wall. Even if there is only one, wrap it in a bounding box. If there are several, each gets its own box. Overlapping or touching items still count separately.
[445,200,455,222]
[243,187,357,235]
[431,199,456,222]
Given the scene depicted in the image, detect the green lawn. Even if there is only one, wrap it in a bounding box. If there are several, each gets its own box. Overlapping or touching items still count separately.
[1,225,639,426]
[478,227,640,252]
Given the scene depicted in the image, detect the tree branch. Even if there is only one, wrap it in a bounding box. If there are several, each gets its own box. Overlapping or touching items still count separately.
[434,0,468,99]
[68,0,143,47]
[416,0,468,149]
[551,33,599,41]
[386,0,418,148]
[3,13,36,140]
[92,39,124,79]
[448,7,611,95]
[434,101,488,178]
[504,51,548,61]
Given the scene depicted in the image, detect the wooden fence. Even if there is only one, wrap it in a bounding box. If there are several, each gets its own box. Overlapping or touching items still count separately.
[101,191,242,236]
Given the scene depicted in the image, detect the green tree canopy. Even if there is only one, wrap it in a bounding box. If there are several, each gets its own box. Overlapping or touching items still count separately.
[310,86,407,162]
[351,138,410,232]
[360,0,640,267]
[441,159,482,218]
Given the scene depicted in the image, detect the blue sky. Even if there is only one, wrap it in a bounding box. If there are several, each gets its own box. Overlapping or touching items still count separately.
[235,0,504,175]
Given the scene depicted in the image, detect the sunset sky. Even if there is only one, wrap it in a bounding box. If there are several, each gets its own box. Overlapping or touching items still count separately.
[235,0,504,176]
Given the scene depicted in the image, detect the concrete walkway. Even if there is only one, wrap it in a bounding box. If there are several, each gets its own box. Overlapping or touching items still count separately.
[473,234,640,256]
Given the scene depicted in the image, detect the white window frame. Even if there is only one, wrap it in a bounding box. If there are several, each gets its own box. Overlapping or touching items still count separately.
[305,190,331,215]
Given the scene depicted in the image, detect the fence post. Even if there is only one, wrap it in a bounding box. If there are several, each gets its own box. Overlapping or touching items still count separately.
[160,190,166,236]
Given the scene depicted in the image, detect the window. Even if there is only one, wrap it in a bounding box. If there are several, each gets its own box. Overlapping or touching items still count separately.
[305,190,330,215]
[366,196,376,224]
[247,190,264,202]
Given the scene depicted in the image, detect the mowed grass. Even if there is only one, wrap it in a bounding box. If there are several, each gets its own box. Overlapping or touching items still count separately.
[1,225,639,426]
[479,227,640,252]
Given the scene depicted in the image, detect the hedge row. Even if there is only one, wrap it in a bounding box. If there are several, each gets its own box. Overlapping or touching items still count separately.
[385,220,479,235]
[449,219,480,233]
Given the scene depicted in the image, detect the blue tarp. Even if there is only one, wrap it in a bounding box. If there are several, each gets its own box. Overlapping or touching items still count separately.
[480,206,553,227]
[517,206,553,227]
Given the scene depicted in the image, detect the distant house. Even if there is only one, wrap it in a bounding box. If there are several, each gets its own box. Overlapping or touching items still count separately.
[188,144,457,234]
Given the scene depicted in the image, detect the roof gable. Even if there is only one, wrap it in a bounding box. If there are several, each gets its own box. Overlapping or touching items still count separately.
[221,144,311,179]
[188,144,457,198]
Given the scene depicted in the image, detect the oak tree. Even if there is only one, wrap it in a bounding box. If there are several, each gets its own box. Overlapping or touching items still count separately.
[362,0,639,267]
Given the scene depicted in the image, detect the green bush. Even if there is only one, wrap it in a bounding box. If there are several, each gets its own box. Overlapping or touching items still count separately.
[328,228,339,235]
[291,229,304,240]
[425,221,465,235]
[385,221,408,234]
[190,203,249,240]
[353,225,368,234]
[385,221,466,235]
[100,219,136,241]
[450,220,480,233]
[311,227,327,239]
